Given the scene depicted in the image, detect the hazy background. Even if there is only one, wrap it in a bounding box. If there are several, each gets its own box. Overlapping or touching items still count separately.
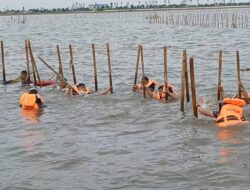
[0,0,249,10]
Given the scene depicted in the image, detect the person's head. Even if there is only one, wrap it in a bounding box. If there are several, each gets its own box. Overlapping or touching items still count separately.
[29,89,38,94]
[60,78,67,88]
[77,83,86,90]
[20,70,28,80]
[158,85,164,96]
[141,76,149,85]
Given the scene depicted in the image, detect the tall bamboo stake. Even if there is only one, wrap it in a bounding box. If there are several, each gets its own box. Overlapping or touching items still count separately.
[163,46,168,101]
[25,40,31,84]
[92,44,98,92]
[236,51,241,98]
[189,57,198,117]
[133,45,141,86]
[217,50,223,100]
[239,80,249,104]
[28,41,37,86]
[180,59,185,112]
[106,43,113,94]
[69,44,77,85]
[57,45,64,78]
[30,41,41,87]
[140,45,146,98]
[1,41,6,81]
[183,50,190,102]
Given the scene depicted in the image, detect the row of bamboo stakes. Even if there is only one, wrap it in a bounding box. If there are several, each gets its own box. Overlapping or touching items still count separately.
[0,11,146,25]
[1,41,249,117]
[0,40,114,94]
[133,45,249,118]
[133,45,198,117]
[148,11,249,28]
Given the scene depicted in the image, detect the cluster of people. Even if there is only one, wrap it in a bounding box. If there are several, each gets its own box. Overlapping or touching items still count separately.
[3,70,250,128]
[132,76,179,100]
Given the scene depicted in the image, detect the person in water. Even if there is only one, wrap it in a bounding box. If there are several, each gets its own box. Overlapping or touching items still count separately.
[20,89,44,110]
[197,97,249,127]
[132,76,158,92]
[68,82,112,96]
[146,84,179,100]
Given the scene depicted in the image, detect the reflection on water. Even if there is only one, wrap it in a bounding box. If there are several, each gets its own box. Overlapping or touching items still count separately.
[216,127,244,164]
[21,128,45,152]
[20,109,43,124]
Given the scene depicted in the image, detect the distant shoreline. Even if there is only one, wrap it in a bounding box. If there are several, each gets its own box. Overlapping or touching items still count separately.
[1,5,250,17]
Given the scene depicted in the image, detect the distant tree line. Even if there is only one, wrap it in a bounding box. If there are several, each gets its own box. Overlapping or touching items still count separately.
[0,2,250,14]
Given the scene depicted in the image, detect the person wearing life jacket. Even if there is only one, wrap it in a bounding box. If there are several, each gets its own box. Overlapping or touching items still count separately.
[68,83,112,96]
[132,76,158,92]
[20,89,44,110]
[197,97,249,127]
[67,83,91,96]
[146,84,179,100]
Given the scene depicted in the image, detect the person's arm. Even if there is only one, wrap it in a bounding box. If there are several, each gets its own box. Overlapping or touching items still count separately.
[67,87,73,96]
[99,87,112,95]
[197,105,216,118]
[167,89,179,100]
[132,84,139,91]
[145,87,159,99]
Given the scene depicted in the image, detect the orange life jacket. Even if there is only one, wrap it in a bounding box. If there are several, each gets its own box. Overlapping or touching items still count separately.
[20,93,40,110]
[216,98,246,127]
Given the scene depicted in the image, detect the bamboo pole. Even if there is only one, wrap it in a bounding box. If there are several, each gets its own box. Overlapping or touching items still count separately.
[163,46,168,101]
[239,80,250,104]
[106,43,113,94]
[57,45,64,78]
[236,51,241,98]
[92,44,98,92]
[1,41,6,81]
[217,50,223,100]
[28,41,37,86]
[183,50,190,102]
[189,57,198,117]
[180,58,185,112]
[133,45,141,86]
[30,42,41,87]
[140,45,146,98]
[69,44,77,85]
[25,40,31,84]
[38,56,72,88]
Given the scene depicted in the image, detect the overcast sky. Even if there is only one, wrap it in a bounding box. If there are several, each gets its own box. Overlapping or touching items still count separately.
[0,0,248,10]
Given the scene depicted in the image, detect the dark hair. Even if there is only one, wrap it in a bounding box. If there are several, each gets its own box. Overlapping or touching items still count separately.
[77,83,85,88]
[21,70,27,75]
[158,85,163,91]
[29,89,38,94]
[143,76,149,82]
[158,85,173,93]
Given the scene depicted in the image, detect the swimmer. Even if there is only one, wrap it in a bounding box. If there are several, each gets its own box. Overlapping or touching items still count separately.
[68,83,112,96]
[197,97,249,127]
[146,84,179,100]
[132,76,158,92]
[20,89,45,110]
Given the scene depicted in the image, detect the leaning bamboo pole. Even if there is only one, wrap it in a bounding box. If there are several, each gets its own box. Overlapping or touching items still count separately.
[140,45,146,99]
[69,44,77,85]
[57,45,64,78]
[189,57,198,117]
[1,41,6,82]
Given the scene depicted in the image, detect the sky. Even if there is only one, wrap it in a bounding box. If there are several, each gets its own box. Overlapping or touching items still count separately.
[0,0,248,10]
